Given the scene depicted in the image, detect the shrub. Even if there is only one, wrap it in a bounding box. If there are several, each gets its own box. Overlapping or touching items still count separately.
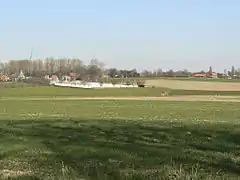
[125,80,131,85]
[23,77,49,86]
[75,77,82,81]
[111,78,120,85]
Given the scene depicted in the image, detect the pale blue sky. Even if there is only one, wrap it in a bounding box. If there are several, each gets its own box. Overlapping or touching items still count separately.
[1,0,239,72]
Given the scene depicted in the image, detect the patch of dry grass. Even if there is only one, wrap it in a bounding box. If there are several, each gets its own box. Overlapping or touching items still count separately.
[146,79,240,91]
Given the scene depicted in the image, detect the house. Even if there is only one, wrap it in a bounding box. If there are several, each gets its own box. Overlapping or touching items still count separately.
[193,72,218,79]
[206,72,218,78]
[0,75,10,81]
[70,72,79,80]
[62,75,71,82]
[193,73,206,78]
[10,74,18,81]
[51,75,59,82]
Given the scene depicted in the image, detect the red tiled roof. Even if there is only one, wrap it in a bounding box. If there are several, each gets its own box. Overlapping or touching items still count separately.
[51,75,58,79]
[194,73,206,77]
[70,72,78,77]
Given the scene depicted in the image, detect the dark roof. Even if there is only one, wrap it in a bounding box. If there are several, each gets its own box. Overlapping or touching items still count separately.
[10,74,18,78]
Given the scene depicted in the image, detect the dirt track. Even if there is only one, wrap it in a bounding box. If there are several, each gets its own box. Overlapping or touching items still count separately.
[146,79,240,91]
[1,95,240,102]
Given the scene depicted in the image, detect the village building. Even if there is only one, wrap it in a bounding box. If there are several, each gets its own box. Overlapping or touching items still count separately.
[193,72,218,79]
[70,72,79,80]
[193,73,206,78]
[62,75,71,82]
[50,75,59,82]
[0,74,10,81]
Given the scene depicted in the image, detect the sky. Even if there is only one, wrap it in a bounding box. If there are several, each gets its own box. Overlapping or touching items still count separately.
[1,0,240,72]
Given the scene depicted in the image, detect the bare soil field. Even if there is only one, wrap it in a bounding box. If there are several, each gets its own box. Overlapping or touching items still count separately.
[146,79,240,91]
[1,95,240,102]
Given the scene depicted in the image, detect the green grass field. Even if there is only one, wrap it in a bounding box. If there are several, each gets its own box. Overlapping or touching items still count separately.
[0,99,239,179]
[1,85,240,97]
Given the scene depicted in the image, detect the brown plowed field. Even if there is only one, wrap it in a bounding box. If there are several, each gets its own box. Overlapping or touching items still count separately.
[146,79,240,91]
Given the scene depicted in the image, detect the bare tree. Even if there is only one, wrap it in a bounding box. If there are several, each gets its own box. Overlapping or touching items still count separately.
[208,66,213,73]
[231,65,235,77]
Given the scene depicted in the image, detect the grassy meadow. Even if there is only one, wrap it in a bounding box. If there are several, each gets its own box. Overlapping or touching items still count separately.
[1,83,240,97]
[0,99,239,179]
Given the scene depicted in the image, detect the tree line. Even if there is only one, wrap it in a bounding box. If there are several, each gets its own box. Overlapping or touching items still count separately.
[0,58,240,79]
[0,58,140,80]
[0,58,105,81]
